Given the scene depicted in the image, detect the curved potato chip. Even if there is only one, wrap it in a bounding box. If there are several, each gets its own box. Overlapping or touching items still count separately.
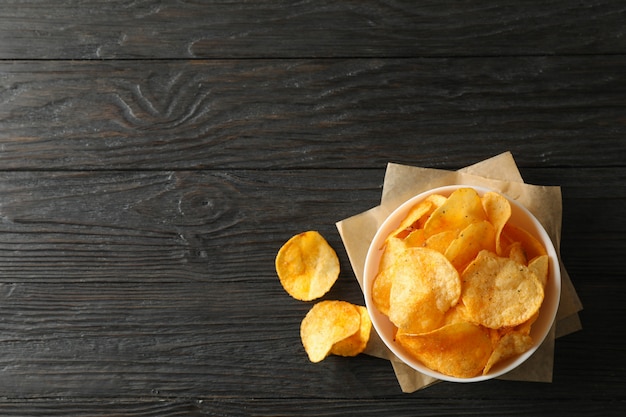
[275,231,340,301]
[442,301,471,326]
[481,191,512,255]
[424,193,448,210]
[388,246,461,334]
[423,188,487,238]
[330,305,372,357]
[528,254,550,288]
[502,223,547,263]
[462,251,544,329]
[372,270,392,317]
[300,300,361,363]
[396,322,493,378]
[404,228,426,247]
[506,241,527,265]
[444,220,496,273]
[514,310,540,335]
[391,290,445,334]
[372,237,406,316]
[483,331,533,375]
[424,230,457,254]
[388,200,434,240]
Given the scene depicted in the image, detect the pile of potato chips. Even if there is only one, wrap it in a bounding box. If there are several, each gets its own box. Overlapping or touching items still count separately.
[276,231,372,363]
[372,188,549,378]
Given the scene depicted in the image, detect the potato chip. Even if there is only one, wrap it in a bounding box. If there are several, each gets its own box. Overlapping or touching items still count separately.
[275,231,340,301]
[514,310,539,335]
[423,188,487,238]
[330,305,372,357]
[528,254,550,288]
[388,246,461,334]
[388,200,434,240]
[483,331,534,375]
[506,241,527,266]
[404,228,426,247]
[424,230,457,254]
[300,300,361,363]
[372,237,406,316]
[444,220,496,272]
[391,290,445,334]
[393,194,447,233]
[424,193,448,209]
[442,300,471,326]
[396,322,493,378]
[461,250,544,329]
[481,191,511,255]
[502,223,547,263]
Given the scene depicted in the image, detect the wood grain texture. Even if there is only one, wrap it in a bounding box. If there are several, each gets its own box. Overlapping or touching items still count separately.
[1,57,625,170]
[0,0,624,59]
[0,397,616,417]
[0,170,382,282]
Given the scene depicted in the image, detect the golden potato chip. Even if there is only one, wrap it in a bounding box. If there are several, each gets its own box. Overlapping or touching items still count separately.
[300,300,361,363]
[388,200,434,240]
[442,301,471,326]
[372,271,392,317]
[330,305,372,357]
[506,241,527,266]
[424,230,457,254]
[444,220,496,273]
[514,310,539,335]
[372,237,406,316]
[404,228,426,247]
[528,254,550,288]
[461,250,544,329]
[388,246,461,334]
[391,290,445,334]
[424,193,448,209]
[423,188,487,238]
[483,331,533,375]
[414,194,447,229]
[396,322,493,378]
[502,223,547,262]
[481,191,512,255]
[275,231,340,301]
[372,269,392,317]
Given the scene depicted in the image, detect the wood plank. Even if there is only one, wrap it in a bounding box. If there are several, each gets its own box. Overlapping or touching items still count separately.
[0,397,617,417]
[0,1,624,59]
[1,57,625,170]
[0,168,624,283]
[0,170,381,282]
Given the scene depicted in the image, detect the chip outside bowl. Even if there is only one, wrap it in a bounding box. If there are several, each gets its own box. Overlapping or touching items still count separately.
[362,185,561,383]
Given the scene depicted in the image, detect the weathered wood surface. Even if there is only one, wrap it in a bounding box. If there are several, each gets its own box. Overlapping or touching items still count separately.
[1,1,625,416]
[0,0,624,59]
[1,57,624,170]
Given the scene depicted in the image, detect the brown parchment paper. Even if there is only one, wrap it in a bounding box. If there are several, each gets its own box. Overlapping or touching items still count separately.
[336,152,583,393]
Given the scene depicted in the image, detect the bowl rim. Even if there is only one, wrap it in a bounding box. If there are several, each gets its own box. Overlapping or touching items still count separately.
[362,184,562,383]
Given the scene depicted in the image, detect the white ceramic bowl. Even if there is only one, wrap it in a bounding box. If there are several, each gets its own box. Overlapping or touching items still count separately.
[363,185,561,382]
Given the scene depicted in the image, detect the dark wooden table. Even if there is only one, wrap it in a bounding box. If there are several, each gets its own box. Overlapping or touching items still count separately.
[1,1,624,415]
